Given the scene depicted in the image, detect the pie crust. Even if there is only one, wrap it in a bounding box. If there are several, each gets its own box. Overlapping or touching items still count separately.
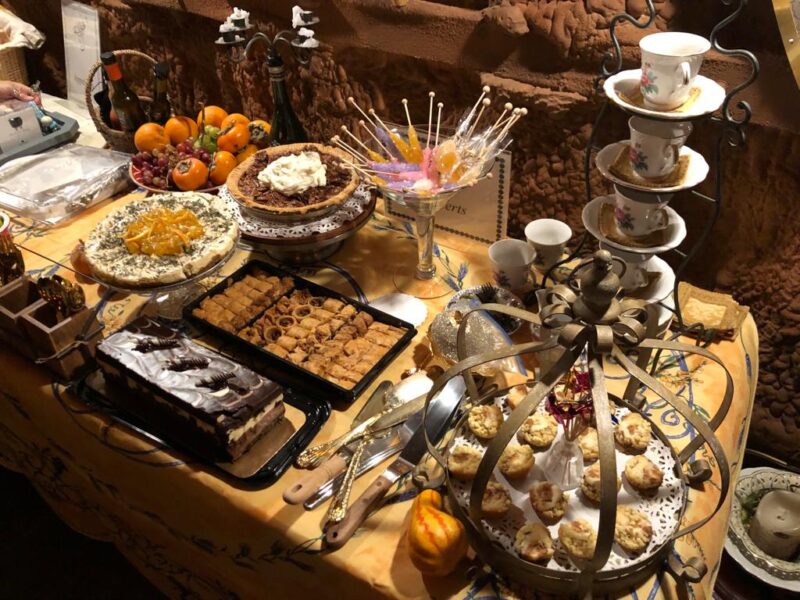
[227,143,360,215]
[84,192,239,289]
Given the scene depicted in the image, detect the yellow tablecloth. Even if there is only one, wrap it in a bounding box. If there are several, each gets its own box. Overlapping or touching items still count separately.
[0,193,758,599]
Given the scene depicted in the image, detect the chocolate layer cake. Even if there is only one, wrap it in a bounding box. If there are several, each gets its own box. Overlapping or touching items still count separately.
[96,317,284,462]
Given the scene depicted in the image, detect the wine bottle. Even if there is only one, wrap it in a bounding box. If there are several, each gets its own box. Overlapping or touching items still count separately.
[267,53,307,145]
[149,62,172,125]
[100,52,147,132]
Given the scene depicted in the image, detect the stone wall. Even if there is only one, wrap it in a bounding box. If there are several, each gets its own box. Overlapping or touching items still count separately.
[5,0,800,465]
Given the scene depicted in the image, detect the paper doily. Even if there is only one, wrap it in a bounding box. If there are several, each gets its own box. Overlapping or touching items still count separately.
[220,184,373,240]
[448,397,686,573]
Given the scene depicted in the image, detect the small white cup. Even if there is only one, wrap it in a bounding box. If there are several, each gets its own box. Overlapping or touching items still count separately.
[629,116,692,180]
[599,242,651,292]
[489,239,535,290]
[524,219,572,271]
[614,187,670,239]
[640,32,711,110]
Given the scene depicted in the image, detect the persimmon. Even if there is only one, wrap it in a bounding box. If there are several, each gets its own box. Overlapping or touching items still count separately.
[236,144,258,164]
[221,113,250,129]
[248,119,271,147]
[134,123,169,153]
[164,116,198,145]
[196,105,228,129]
[209,150,237,185]
[172,157,209,191]
[217,122,250,153]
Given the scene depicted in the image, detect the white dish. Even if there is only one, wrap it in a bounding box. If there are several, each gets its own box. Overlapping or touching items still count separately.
[582,196,687,255]
[596,142,709,194]
[603,70,726,121]
[725,467,800,592]
[628,256,675,304]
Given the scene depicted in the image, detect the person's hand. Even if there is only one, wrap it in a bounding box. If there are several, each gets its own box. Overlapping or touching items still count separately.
[0,81,36,102]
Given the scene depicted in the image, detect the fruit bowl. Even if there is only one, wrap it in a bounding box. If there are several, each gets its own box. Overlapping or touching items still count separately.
[128,164,221,194]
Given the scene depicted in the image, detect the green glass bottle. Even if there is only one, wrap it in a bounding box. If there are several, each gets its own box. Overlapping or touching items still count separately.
[100,52,147,132]
[149,62,172,125]
[267,52,307,146]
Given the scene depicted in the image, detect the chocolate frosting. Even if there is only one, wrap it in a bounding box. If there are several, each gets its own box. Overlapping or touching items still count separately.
[97,317,283,431]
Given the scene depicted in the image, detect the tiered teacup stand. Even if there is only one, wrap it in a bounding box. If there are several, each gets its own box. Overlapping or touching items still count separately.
[581,0,758,338]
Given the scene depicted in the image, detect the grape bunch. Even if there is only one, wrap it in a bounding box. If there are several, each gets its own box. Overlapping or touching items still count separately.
[131,139,213,190]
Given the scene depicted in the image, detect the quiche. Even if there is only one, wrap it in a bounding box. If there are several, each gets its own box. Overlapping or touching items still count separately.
[227,143,360,215]
[84,192,238,288]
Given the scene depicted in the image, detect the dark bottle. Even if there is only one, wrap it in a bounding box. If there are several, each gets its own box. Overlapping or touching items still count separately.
[100,52,147,132]
[267,52,307,146]
[149,62,172,125]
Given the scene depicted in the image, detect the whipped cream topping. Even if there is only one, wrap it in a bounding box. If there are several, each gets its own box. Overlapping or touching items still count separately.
[257,151,327,196]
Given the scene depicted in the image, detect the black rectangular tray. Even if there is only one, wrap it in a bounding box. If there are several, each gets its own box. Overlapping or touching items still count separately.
[76,369,330,487]
[184,260,417,403]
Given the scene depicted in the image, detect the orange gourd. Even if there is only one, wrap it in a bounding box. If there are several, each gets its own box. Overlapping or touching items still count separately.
[406,489,468,576]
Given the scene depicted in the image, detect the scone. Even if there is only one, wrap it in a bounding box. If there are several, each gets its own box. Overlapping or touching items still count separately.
[515,522,554,563]
[615,413,652,453]
[517,413,558,448]
[448,445,482,481]
[529,481,568,523]
[578,427,599,462]
[482,481,513,518]
[581,461,621,503]
[559,519,597,561]
[624,455,664,493]
[499,445,535,480]
[614,506,653,553]
[468,404,505,440]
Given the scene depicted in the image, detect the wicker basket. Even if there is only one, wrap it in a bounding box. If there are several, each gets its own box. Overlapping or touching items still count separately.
[0,46,27,84]
[85,49,155,153]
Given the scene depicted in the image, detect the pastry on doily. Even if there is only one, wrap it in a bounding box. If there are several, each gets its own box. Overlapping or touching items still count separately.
[515,522,555,563]
[559,519,597,561]
[498,445,534,480]
[624,455,664,493]
[529,481,568,523]
[482,481,513,518]
[517,413,558,448]
[578,427,599,463]
[448,445,483,481]
[581,461,621,504]
[615,412,652,453]
[468,404,505,440]
[614,506,653,553]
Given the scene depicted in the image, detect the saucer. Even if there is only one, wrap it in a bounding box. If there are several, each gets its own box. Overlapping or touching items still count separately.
[582,195,687,254]
[596,141,709,193]
[725,467,800,592]
[625,256,675,304]
[604,69,726,121]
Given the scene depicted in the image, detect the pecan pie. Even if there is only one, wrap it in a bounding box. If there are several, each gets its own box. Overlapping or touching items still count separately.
[227,143,360,215]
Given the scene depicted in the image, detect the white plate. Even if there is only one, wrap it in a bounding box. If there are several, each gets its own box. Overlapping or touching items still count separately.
[725,467,800,592]
[596,142,709,194]
[603,70,726,121]
[583,196,687,255]
[628,256,675,304]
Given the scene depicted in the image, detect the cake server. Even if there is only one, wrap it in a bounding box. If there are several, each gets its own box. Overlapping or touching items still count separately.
[324,375,465,549]
[284,381,391,504]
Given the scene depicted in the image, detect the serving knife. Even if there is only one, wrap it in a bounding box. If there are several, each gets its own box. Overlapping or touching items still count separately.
[284,381,390,505]
[324,376,465,549]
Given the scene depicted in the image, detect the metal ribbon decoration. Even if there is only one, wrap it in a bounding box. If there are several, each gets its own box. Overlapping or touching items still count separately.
[421,290,733,598]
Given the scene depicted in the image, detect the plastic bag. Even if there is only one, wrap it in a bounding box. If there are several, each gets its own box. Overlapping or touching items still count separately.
[0,9,44,50]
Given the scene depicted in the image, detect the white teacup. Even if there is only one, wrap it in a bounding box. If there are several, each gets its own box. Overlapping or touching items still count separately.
[614,187,669,239]
[599,242,651,292]
[524,219,572,271]
[628,117,692,180]
[640,32,711,110]
[489,239,535,291]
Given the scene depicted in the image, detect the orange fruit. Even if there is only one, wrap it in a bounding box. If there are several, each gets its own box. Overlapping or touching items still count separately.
[172,157,209,191]
[221,113,250,129]
[196,105,228,128]
[164,116,198,145]
[134,123,169,153]
[217,122,250,153]
[248,119,271,148]
[209,150,238,185]
[236,144,258,164]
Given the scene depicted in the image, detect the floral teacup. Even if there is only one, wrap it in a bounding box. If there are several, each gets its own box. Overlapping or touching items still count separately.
[489,239,535,291]
[628,117,692,180]
[613,187,669,239]
[640,32,710,110]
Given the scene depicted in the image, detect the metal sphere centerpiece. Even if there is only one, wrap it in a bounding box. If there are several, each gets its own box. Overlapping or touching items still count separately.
[421,250,733,598]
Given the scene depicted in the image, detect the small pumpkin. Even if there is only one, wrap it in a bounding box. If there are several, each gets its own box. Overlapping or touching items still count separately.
[406,489,468,576]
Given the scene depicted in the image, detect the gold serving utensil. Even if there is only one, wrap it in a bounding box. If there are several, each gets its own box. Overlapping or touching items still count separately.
[53,275,86,315]
[37,276,66,317]
[326,433,371,524]
[0,236,24,285]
